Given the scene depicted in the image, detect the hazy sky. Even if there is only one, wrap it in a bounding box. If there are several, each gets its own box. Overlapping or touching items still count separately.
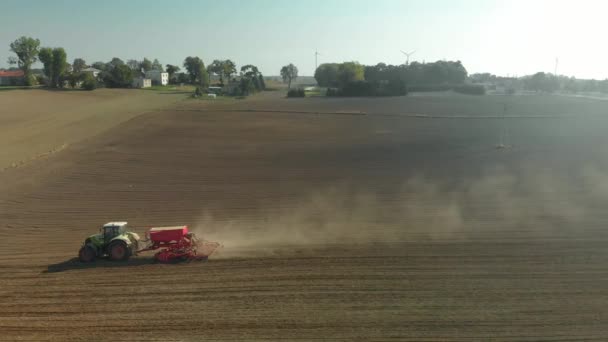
[1,0,606,79]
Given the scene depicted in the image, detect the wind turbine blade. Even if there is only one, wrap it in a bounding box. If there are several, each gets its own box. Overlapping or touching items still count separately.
[400,50,407,55]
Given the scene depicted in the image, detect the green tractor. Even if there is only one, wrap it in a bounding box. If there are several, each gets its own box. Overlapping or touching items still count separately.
[78,222,140,262]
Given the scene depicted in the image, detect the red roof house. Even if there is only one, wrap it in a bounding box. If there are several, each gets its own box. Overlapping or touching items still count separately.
[0,70,25,85]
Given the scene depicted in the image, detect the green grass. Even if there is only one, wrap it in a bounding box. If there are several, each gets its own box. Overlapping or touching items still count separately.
[190,94,245,102]
[0,85,39,91]
[305,87,326,97]
[142,84,196,92]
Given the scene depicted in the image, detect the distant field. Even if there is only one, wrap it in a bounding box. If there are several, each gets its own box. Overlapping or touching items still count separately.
[3,93,608,340]
[0,88,188,171]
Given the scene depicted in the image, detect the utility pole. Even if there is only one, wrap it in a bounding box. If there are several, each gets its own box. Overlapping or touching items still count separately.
[315,50,321,72]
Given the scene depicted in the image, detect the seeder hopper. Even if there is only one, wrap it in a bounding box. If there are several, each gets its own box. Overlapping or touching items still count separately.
[138,225,220,263]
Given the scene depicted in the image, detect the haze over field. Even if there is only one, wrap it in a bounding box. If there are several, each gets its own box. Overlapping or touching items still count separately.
[1,0,608,79]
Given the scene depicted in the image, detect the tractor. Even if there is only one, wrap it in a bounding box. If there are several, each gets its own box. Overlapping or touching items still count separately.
[78,222,140,262]
[78,222,220,263]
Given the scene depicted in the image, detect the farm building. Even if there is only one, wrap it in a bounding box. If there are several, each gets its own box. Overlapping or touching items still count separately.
[132,77,152,88]
[145,70,169,86]
[0,70,25,86]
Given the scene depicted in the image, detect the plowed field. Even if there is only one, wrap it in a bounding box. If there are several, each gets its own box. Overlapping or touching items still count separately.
[2,91,608,341]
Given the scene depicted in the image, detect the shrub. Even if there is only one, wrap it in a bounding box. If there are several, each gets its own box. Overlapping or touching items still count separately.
[340,80,375,96]
[35,75,46,86]
[240,77,255,95]
[193,86,203,97]
[325,80,408,97]
[407,84,452,92]
[82,73,97,90]
[452,84,485,95]
[382,79,408,96]
[287,88,305,97]
[326,88,339,96]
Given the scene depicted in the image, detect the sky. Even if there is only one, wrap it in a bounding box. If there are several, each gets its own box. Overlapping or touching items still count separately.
[1,0,607,79]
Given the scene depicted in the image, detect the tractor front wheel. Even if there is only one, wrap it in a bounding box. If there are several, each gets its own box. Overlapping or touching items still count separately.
[79,245,96,262]
[108,241,131,261]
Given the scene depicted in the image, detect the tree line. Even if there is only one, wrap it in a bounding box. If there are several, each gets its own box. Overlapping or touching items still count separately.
[6,36,268,95]
[314,60,474,96]
[469,72,608,94]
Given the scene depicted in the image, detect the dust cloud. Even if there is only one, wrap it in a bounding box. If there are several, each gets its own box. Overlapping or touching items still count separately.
[194,164,608,259]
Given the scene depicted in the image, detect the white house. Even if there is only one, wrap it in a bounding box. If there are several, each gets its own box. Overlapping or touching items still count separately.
[132,77,151,88]
[81,67,101,78]
[145,70,169,86]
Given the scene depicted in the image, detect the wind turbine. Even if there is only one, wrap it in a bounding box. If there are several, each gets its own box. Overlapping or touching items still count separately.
[400,50,416,66]
[315,50,321,71]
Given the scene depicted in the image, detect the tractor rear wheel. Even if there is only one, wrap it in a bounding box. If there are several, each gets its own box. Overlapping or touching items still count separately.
[108,241,131,261]
[79,245,96,262]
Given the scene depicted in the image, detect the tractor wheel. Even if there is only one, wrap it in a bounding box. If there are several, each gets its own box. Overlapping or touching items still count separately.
[108,241,131,261]
[78,245,96,262]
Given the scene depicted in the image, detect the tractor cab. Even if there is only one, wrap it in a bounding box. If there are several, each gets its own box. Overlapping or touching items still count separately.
[101,222,128,243]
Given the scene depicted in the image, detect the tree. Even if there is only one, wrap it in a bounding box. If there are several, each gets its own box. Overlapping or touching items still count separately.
[9,36,41,86]
[141,58,152,72]
[72,58,87,73]
[207,60,223,84]
[314,63,339,87]
[199,63,209,88]
[103,64,133,88]
[51,48,67,88]
[165,64,180,83]
[152,58,163,71]
[91,61,106,71]
[108,57,125,68]
[240,64,263,92]
[239,76,255,95]
[38,47,68,88]
[241,64,259,78]
[337,62,364,87]
[525,72,559,93]
[183,56,205,84]
[280,63,298,89]
[223,60,236,82]
[176,72,189,84]
[127,59,141,71]
[38,47,54,85]
[208,60,236,86]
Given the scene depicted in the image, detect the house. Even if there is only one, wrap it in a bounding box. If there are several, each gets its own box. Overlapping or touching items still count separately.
[81,67,101,78]
[132,77,151,88]
[0,70,25,86]
[145,70,169,86]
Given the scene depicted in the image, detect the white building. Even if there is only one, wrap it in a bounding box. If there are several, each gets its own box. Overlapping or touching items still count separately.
[81,67,101,78]
[145,70,169,86]
[132,77,151,88]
